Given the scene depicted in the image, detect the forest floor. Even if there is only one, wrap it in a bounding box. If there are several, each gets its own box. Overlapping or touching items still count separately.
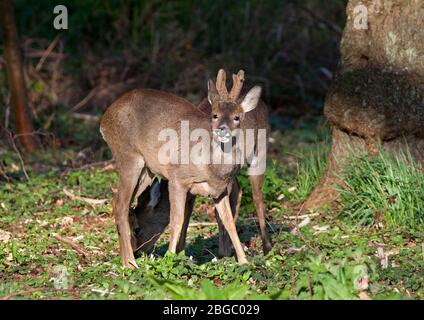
[0,117,423,300]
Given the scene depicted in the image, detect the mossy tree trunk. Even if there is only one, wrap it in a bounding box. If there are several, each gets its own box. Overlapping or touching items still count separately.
[305,0,424,210]
[0,0,38,153]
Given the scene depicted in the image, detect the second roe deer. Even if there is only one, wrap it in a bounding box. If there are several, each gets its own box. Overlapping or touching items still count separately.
[130,177,242,257]
[100,69,263,267]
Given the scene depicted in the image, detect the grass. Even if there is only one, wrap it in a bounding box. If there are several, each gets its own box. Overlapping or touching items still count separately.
[1,120,423,300]
[339,149,424,229]
[292,144,329,203]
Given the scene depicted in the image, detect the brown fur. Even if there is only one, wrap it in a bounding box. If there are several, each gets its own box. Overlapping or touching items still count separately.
[100,70,264,267]
[130,80,272,258]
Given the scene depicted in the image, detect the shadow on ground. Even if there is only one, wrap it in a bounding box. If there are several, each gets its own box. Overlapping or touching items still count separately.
[138,222,289,264]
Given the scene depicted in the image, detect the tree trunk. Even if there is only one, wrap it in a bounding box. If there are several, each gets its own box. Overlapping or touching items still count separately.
[0,0,38,152]
[305,0,424,210]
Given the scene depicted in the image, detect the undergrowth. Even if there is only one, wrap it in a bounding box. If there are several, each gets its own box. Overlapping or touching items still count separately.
[339,149,424,229]
[1,124,423,300]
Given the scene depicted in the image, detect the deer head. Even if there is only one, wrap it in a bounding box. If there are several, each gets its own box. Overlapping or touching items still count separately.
[207,69,262,144]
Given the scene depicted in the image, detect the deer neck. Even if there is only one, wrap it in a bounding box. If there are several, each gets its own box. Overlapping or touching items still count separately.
[208,139,241,181]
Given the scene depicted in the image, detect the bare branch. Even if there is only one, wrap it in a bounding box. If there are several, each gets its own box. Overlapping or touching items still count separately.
[63,188,108,206]
[52,233,91,257]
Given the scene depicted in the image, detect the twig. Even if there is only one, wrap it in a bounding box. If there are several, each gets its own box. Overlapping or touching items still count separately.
[134,232,161,252]
[284,212,320,220]
[59,160,115,176]
[91,289,114,296]
[77,160,114,171]
[307,272,313,300]
[52,233,90,257]
[35,34,62,72]
[26,50,66,60]
[290,267,296,300]
[72,113,99,122]
[205,248,218,260]
[0,164,11,182]
[63,188,108,206]
[1,287,80,300]
[288,202,306,234]
[71,89,96,112]
[188,222,217,227]
[13,130,57,146]
[295,202,306,220]
[7,131,29,181]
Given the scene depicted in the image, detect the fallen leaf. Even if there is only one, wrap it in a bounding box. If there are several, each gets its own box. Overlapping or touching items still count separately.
[406,241,416,248]
[376,247,388,269]
[312,225,329,231]
[358,291,371,300]
[355,275,369,291]
[298,217,311,228]
[10,163,20,172]
[60,216,74,226]
[0,229,12,243]
[290,217,311,234]
[386,248,400,256]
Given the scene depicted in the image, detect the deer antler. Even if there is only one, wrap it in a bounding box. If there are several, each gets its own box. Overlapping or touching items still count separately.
[229,70,245,101]
[215,69,229,100]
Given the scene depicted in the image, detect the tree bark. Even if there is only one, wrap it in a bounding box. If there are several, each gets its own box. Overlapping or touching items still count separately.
[305,0,424,210]
[0,0,38,152]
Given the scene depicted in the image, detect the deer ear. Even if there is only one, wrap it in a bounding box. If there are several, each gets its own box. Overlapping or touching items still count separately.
[241,86,262,113]
[208,79,219,105]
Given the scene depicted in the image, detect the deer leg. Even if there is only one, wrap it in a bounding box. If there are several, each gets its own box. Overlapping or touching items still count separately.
[214,193,247,264]
[249,174,272,254]
[168,181,188,254]
[176,194,195,252]
[217,178,242,257]
[114,156,145,269]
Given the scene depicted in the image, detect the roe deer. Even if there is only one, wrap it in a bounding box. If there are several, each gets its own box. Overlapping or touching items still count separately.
[130,70,272,257]
[100,69,263,267]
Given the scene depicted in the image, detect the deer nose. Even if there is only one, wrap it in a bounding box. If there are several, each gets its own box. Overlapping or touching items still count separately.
[218,125,230,137]
[134,227,141,236]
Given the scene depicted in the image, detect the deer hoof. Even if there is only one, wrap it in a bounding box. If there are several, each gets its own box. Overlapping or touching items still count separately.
[122,258,139,269]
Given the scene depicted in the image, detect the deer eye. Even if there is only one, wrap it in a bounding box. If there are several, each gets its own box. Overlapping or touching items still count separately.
[212,114,219,120]
[233,116,240,122]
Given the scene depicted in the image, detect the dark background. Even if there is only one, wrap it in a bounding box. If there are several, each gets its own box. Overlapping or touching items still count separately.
[0,0,346,148]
